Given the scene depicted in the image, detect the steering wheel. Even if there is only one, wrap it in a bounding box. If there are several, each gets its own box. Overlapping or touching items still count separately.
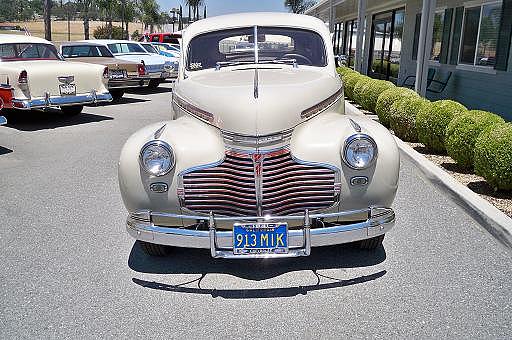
[281,53,313,66]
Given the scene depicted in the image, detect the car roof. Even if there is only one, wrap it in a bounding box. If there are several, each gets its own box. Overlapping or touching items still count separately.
[0,34,52,44]
[182,12,330,46]
[86,40,140,45]
[61,41,105,47]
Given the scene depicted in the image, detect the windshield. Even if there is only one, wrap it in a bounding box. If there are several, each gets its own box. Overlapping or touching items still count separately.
[187,26,327,71]
[107,43,145,54]
[62,45,113,58]
[141,43,158,54]
[0,43,62,61]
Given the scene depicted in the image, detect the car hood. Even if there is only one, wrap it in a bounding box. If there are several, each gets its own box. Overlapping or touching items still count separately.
[112,53,164,66]
[174,67,342,135]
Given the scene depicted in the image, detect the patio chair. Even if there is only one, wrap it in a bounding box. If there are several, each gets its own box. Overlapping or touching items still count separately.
[401,68,452,94]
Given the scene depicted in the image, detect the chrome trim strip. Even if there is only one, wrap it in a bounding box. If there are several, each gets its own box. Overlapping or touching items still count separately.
[300,87,343,120]
[126,206,395,259]
[253,68,259,99]
[253,25,259,64]
[153,124,167,139]
[349,118,362,133]
[11,92,112,109]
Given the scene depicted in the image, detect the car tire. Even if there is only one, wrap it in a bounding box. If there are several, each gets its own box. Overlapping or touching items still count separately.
[148,80,161,89]
[359,234,385,250]
[140,241,171,257]
[110,90,125,101]
[60,105,83,115]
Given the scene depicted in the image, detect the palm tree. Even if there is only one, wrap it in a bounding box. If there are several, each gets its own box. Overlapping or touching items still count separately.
[184,0,204,22]
[43,0,52,40]
[284,0,316,14]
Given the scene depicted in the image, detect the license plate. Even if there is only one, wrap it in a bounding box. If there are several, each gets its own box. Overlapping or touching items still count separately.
[161,72,169,78]
[59,84,76,96]
[233,223,288,255]
[110,70,126,79]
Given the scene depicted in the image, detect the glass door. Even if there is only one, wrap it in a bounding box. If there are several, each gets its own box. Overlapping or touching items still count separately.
[368,8,404,82]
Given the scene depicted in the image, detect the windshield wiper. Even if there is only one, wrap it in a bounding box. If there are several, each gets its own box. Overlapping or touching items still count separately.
[260,59,298,68]
[215,61,255,70]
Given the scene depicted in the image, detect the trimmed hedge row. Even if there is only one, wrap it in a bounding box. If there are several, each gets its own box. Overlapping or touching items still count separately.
[390,97,431,142]
[336,66,512,191]
[445,110,505,169]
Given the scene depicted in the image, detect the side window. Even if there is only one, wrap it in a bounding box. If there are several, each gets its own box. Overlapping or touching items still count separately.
[151,35,160,42]
[0,44,15,58]
[459,2,502,67]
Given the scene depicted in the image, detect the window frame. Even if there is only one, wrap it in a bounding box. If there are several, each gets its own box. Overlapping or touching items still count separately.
[457,0,503,69]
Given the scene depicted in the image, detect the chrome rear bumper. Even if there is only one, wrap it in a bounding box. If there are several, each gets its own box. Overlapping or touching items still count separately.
[126,207,395,259]
[12,90,112,109]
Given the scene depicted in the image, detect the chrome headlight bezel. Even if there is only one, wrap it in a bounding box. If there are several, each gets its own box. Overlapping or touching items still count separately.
[139,140,175,176]
[342,134,378,170]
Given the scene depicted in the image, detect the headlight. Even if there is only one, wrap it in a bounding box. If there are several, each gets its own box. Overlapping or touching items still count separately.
[139,141,175,176]
[342,134,377,169]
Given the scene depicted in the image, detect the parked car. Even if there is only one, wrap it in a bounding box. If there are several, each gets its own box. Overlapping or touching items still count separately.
[90,40,170,88]
[0,35,111,114]
[119,13,399,258]
[0,81,8,125]
[151,42,180,59]
[144,32,181,44]
[59,41,149,101]
[138,42,179,79]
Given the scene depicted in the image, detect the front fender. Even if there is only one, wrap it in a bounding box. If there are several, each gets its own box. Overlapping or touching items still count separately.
[118,115,224,214]
[291,112,399,212]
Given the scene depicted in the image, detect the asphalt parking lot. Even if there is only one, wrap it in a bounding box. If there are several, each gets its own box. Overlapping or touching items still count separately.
[1,83,511,338]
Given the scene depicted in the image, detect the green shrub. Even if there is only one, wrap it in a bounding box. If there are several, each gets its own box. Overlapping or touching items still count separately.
[371,59,400,78]
[390,97,430,142]
[445,110,505,168]
[93,25,125,39]
[343,72,364,100]
[336,66,355,77]
[361,79,395,112]
[416,100,467,154]
[353,76,373,107]
[474,123,512,191]
[375,87,419,128]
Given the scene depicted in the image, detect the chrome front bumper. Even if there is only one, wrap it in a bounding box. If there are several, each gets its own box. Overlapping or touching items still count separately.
[12,90,112,110]
[126,207,395,259]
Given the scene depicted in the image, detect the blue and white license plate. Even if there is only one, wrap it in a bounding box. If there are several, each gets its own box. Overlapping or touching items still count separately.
[233,223,288,255]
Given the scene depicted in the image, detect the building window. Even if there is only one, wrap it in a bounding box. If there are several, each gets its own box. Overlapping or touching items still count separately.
[343,19,358,68]
[431,11,445,61]
[459,1,502,67]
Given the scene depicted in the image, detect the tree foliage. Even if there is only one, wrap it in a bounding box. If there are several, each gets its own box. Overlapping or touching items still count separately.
[284,0,316,14]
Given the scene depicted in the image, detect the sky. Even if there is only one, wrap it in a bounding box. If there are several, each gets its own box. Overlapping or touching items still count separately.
[157,0,291,17]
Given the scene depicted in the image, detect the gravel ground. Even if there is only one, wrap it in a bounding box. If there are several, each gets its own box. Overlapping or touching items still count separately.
[408,142,512,218]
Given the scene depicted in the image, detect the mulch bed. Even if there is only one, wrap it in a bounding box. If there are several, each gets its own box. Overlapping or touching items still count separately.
[348,100,512,218]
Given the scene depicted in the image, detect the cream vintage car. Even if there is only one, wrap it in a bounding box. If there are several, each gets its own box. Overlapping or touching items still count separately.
[119,13,399,259]
[0,35,111,115]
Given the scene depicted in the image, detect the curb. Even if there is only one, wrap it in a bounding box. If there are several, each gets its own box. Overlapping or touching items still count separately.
[345,101,512,250]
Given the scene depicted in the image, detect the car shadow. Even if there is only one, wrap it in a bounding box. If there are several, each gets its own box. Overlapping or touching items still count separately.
[0,146,13,156]
[4,109,113,131]
[129,241,387,298]
[126,86,173,95]
[95,97,149,106]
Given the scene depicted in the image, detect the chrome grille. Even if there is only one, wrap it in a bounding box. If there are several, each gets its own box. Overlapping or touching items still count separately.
[180,149,338,217]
